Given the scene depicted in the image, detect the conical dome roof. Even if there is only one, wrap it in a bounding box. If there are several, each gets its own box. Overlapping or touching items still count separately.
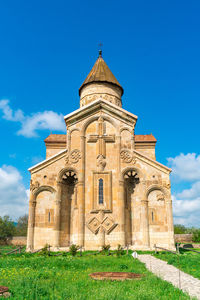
[79,51,123,96]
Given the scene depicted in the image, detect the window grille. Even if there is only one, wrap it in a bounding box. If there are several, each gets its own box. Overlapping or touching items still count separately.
[48,211,51,223]
[99,178,104,204]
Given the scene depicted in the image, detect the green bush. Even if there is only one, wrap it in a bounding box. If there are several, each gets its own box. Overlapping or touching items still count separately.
[69,244,79,256]
[101,244,110,252]
[116,244,124,257]
[192,229,200,242]
[0,216,16,244]
[39,244,51,256]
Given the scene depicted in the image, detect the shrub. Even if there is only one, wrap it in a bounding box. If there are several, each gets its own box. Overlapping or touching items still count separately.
[192,229,200,243]
[0,216,16,244]
[39,244,50,256]
[116,244,124,257]
[69,244,79,256]
[101,244,110,251]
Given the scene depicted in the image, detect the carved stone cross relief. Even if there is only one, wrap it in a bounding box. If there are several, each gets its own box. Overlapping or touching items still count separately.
[87,116,115,171]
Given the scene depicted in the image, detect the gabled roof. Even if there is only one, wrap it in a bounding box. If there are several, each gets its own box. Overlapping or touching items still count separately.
[64,98,137,127]
[79,52,123,95]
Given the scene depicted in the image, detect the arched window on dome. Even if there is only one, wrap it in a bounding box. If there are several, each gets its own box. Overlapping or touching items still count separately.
[98,178,104,205]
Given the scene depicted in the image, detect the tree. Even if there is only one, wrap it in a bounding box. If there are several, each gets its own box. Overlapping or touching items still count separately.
[0,216,16,244]
[174,224,187,234]
[15,214,28,236]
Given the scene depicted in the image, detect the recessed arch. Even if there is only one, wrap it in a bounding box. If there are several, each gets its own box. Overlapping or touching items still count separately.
[33,185,56,197]
[120,127,132,134]
[121,166,144,181]
[57,167,78,183]
[146,184,169,199]
[81,114,118,136]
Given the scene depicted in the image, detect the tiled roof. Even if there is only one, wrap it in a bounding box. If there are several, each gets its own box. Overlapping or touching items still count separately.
[44,134,66,143]
[44,133,156,143]
[79,53,123,95]
[135,134,157,142]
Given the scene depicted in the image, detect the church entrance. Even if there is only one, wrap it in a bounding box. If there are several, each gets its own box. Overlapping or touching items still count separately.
[60,170,78,247]
[124,170,139,245]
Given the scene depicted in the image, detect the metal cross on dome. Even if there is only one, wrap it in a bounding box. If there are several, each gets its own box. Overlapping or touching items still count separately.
[98,42,103,57]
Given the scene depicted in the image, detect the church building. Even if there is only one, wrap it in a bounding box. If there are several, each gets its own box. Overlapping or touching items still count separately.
[27,51,175,251]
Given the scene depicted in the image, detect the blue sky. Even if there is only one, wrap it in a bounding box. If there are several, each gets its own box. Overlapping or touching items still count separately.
[0,0,200,226]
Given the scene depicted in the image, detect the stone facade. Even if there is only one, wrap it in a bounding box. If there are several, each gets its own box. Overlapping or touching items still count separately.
[27,53,175,251]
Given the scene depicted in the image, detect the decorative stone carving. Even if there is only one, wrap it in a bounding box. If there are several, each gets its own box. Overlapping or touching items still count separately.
[156,192,165,201]
[87,211,117,235]
[120,149,135,163]
[30,180,40,192]
[65,149,81,165]
[97,154,106,171]
[70,149,81,164]
[164,182,171,189]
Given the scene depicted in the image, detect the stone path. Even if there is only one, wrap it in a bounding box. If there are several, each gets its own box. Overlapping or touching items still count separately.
[138,255,200,300]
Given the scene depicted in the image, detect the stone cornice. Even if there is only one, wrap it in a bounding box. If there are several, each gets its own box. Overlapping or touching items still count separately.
[64,98,138,127]
[134,150,172,174]
[28,149,67,174]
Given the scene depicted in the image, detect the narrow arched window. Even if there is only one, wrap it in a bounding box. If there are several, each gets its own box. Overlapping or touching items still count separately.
[99,179,104,204]
[152,211,154,222]
[48,211,51,223]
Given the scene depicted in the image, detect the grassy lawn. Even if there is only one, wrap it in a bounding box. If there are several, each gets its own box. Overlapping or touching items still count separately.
[0,249,192,300]
[154,249,200,280]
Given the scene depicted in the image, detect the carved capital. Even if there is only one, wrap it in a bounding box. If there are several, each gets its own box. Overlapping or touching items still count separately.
[29,200,36,208]
[30,180,40,193]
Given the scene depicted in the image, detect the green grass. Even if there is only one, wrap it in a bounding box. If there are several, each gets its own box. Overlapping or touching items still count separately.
[0,249,193,300]
[154,250,200,280]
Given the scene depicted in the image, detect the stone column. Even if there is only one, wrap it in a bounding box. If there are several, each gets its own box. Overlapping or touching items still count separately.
[166,199,175,247]
[53,182,62,248]
[141,200,150,248]
[118,180,126,246]
[77,181,84,246]
[27,192,36,251]
[77,134,85,247]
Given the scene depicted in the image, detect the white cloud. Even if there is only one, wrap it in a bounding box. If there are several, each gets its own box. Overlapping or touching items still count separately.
[177,181,200,199]
[173,196,200,227]
[168,153,200,227]
[0,165,29,220]
[167,153,200,182]
[0,99,66,137]
[0,99,24,122]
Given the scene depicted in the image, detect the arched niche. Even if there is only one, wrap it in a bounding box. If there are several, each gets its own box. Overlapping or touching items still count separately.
[123,169,140,245]
[58,169,78,246]
[70,128,81,151]
[34,188,55,247]
[147,186,167,226]
[120,128,132,150]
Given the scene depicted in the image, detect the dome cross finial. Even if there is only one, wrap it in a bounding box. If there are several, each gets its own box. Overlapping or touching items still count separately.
[98,42,103,57]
